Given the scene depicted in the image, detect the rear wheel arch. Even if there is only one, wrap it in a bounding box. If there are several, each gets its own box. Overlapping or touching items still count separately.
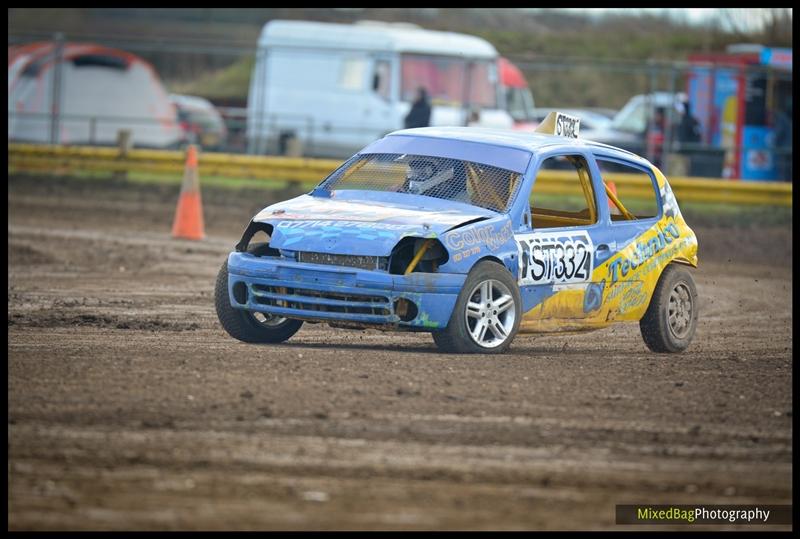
[642,258,697,312]
[639,262,698,353]
[670,256,698,268]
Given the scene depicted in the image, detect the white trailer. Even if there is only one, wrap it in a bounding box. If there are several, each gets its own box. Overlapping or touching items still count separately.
[247,20,514,158]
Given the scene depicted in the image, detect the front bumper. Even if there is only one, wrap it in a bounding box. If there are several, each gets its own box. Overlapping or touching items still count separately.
[226,252,466,329]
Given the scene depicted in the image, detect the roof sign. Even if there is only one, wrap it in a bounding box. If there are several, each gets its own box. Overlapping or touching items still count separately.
[534,111,581,138]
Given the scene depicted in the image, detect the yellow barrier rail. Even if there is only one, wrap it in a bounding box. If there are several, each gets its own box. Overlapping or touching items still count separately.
[8,143,792,206]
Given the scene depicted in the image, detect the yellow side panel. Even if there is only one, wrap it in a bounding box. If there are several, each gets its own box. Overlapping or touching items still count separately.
[520,172,698,333]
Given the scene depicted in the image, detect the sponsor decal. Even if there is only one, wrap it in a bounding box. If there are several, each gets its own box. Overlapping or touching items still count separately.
[444,221,513,252]
[452,246,481,263]
[608,221,681,284]
[583,280,606,313]
[263,199,480,227]
[617,280,648,314]
[276,220,409,231]
[555,112,581,138]
[516,231,594,285]
[746,149,773,171]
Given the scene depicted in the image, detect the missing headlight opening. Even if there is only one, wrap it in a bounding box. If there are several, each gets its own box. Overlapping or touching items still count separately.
[394,298,419,322]
[236,221,279,257]
[389,238,448,275]
[232,281,248,305]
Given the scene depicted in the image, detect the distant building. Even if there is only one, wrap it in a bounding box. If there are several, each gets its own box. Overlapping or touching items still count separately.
[686,45,792,181]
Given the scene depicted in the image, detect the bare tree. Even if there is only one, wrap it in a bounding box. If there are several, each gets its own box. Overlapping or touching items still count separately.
[719,8,792,46]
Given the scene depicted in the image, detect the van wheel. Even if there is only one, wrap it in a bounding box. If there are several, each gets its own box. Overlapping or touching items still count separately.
[639,264,698,353]
[432,260,521,354]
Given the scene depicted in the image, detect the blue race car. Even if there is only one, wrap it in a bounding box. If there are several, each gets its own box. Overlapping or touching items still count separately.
[216,116,699,354]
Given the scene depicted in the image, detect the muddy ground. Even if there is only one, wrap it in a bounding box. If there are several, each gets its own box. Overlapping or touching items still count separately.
[8,174,793,530]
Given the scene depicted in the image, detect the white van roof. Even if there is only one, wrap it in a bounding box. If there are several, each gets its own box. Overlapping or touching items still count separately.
[259,19,498,59]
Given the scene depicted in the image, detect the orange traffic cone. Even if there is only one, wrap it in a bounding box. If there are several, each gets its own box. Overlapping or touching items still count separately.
[606,181,620,215]
[172,144,205,240]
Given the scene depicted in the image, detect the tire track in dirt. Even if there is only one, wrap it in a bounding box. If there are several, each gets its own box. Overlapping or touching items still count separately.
[8,175,792,530]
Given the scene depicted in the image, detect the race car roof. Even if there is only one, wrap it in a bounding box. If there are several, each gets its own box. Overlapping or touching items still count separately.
[365,127,648,171]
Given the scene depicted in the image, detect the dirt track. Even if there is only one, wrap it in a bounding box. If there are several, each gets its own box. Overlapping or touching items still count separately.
[8,174,793,530]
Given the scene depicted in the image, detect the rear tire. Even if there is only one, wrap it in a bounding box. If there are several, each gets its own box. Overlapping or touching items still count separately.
[639,264,698,353]
[215,260,303,343]
[432,260,521,354]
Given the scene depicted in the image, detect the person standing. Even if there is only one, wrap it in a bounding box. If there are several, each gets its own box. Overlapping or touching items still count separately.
[674,100,703,175]
[404,87,432,129]
[773,98,792,182]
[677,100,702,148]
[647,108,667,168]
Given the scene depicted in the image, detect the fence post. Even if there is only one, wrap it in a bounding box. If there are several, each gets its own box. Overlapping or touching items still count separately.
[307,116,314,157]
[114,129,132,181]
[663,64,678,174]
[49,32,65,145]
[645,62,657,164]
[253,45,269,156]
[89,117,97,146]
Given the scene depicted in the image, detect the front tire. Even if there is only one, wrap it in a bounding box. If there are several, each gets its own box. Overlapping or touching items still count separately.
[432,260,521,354]
[215,260,303,343]
[639,264,698,353]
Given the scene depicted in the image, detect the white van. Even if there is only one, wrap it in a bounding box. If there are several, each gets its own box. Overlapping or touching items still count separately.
[247,20,514,158]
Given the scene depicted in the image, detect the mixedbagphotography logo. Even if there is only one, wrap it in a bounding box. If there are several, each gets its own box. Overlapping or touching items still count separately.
[616,505,792,525]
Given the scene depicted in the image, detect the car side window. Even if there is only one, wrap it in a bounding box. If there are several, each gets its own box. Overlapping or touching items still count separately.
[596,159,660,221]
[530,154,598,229]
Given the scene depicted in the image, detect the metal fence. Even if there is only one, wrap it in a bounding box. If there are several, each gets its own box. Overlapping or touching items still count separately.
[9,142,792,206]
[8,32,793,181]
[507,55,793,182]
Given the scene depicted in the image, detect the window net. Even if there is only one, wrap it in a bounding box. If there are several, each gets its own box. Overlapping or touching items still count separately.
[319,153,522,213]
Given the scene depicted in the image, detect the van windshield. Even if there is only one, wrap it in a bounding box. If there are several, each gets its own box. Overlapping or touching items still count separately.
[611,100,647,133]
[319,153,521,213]
[505,86,535,122]
[401,54,497,108]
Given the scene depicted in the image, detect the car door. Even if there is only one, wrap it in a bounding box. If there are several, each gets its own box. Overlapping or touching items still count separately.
[515,150,615,329]
[593,155,665,323]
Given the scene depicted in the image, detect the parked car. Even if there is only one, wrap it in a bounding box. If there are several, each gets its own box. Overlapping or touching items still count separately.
[216,113,699,354]
[585,107,618,120]
[170,94,228,151]
[586,92,687,158]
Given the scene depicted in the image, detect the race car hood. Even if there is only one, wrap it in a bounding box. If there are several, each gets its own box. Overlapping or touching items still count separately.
[252,192,496,256]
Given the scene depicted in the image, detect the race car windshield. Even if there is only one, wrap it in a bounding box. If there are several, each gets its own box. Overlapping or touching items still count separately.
[319,153,522,213]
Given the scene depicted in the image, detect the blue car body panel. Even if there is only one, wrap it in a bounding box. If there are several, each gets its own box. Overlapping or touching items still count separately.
[438,214,518,276]
[227,252,465,329]
[225,127,695,332]
[255,191,495,256]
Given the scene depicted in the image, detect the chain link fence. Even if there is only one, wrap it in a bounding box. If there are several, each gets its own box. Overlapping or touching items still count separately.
[8,32,793,181]
[507,54,792,181]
